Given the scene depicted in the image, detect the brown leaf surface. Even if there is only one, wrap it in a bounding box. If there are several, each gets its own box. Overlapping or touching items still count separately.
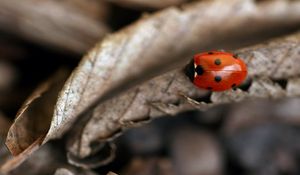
[45,0,300,148]
[0,0,110,54]
[5,70,69,156]
[67,31,300,160]
[108,0,188,9]
[287,77,300,96]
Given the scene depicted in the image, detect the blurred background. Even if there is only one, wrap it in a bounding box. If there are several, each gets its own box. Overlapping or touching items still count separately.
[1,0,300,175]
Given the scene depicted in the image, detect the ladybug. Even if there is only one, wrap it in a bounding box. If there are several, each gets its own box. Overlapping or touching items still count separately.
[185,51,247,91]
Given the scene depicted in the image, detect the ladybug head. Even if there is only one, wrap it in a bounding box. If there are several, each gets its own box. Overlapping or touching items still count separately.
[184,59,195,82]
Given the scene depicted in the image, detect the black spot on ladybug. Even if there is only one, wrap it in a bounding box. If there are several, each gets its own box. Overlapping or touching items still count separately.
[233,54,239,59]
[231,83,236,87]
[208,52,214,55]
[184,59,195,82]
[207,87,213,90]
[195,65,204,75]
[214,59,221,65]
[214,76,222,82]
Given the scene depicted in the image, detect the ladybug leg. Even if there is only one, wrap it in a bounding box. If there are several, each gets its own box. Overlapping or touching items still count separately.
[232,53,239,59]
[148,101,176,115]
[148,92,212,113]
[177,92,212,111]
[118,113,151,127]
[148,92,201,115]
[177,91,201,105]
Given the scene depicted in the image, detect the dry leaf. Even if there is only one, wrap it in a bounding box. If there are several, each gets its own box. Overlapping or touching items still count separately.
[286,77,300,96]
[0,0,110,54]
[65,30,300,161]
[67,142,116,168]
[5,70,69,155]
[45,0,300,149]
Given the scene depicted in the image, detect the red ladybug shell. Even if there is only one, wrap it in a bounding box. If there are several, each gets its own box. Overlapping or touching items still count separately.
[185,51,247,91]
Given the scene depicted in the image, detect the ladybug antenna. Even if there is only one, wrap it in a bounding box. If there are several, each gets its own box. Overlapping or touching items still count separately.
[184,59,195,82]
